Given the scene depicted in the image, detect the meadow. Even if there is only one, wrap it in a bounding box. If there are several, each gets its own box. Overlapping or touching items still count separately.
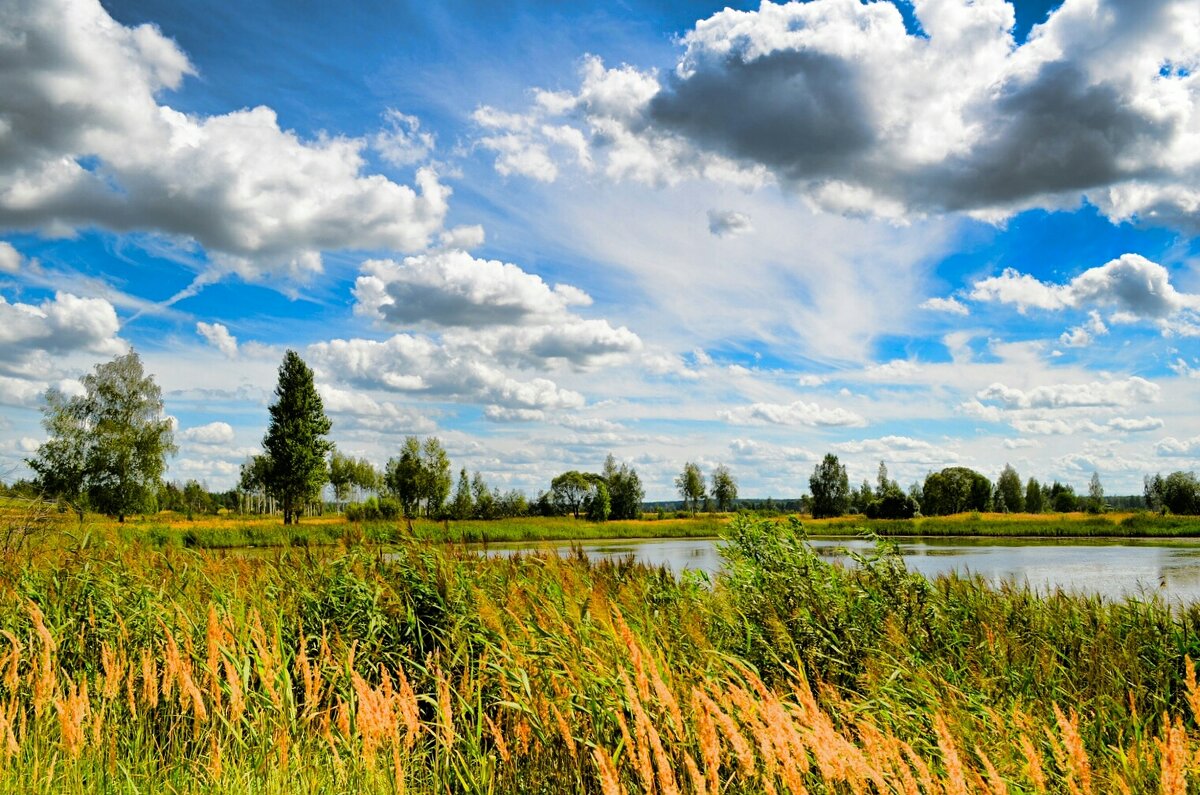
[1,505,1200,792]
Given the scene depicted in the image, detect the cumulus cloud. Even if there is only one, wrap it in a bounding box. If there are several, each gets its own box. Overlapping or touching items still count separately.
[720,399,866,427]
[863,359,922,381]
[196,322,238,358]
[0,242,22,274]
[0,291,124,366]
[473,0,1200,226]
[0,0,448,281]
[308,335,585,411]
[972,256,1200,337]
[372,109,435,167]
[317,385,437,433]
[355,250,592,328]
[352,250,641,369]
[974,377,1160,411]
[707,209,753,237]
[919,296,969,316]
[1156,436,1200,457]
[179,421,235,445]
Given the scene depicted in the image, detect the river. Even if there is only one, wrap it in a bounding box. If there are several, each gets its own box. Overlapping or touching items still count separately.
[483,535,1200,603]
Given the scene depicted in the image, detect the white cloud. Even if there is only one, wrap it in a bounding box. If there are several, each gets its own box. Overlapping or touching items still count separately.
[317,385,437,433]
[975,377,1160,410]
[919,296,969,316]
[179,421,235,445]
[372,109,435,167]
[352,250,642,369]
[355,250,592,328]
[1156,436,1200,457]
[863,359,923,381]
[720,399,866,427]
[1106,416,1164,432]
[0,291,124,366]
[0,0,449,281]
[0,242,22,274]
[308,335,586,410]
[707,209,753,237]
[196,322,238,358]
[472,0,1200,227]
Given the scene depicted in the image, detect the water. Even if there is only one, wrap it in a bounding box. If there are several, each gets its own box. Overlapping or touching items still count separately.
[483,536,1200,603]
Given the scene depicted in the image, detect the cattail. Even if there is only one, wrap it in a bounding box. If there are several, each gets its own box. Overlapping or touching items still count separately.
[28,601,56,717]
[593,747,624,795]
[648,659,685,740]
[1184,657,1200,724]
[647,717,680,795]
[692,689,722,794]
[249,611,281,708]
[54,677,90,758]
[141,648,159,710]
[395,663,419,750]
[550,702,577,760]
[0,630,22,693]
[1017,739,1046,792]
[295,633,315,714]
[208,732,223,781]
[1053,704,1092,795]
[223,655,245,726]
[699,689,754,779]
[1157,713,1187,795]
[683,751,707,795]
[934,715,970,795]
[205,605,223,712]
[100,642,122,701]
[484,713,511,764]
[436,666,454,749]
[976,745,1008,795]
[0,700,20,759]
[902,742,938,795]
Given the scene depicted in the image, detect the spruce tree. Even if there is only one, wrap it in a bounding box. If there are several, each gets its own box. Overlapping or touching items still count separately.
[262,350,332,525]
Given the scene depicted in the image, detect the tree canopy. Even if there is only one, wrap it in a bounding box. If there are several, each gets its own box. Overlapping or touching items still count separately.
[809,454,849,519]
[260,350,333,525]
[28,350,175,522]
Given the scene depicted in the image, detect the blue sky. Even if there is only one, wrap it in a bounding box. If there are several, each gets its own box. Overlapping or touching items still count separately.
[2,0,1199,498]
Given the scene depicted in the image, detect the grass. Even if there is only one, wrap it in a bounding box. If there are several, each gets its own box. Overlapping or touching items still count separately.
[1,511,1200,791]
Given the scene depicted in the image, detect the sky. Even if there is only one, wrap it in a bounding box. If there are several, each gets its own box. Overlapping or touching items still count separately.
[1,0,1199,500]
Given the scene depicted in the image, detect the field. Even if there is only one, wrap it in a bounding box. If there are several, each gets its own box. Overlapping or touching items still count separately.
[2,505,1200,792]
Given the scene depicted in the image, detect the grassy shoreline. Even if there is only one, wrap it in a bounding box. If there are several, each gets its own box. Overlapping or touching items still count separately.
[1,514,1200,792]
[9,498,1200,550]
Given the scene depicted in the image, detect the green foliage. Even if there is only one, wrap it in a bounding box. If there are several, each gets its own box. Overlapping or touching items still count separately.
[675,461,705,514]
[261,350,333,525]
[585,480,611,522]
[1163,471,1200,515]
[27,350,175,522]
[921,466,992,515]
[1087,471,1106,514]
[809,453,849,519]
[997,464,1024,513]
[602,454,645,520]
[1049,480,1079,512]
[710,464,737,511]
[550,470,592,519]
[1025,476,1045,513]
[864,487,919,519]
[451,468,473,519]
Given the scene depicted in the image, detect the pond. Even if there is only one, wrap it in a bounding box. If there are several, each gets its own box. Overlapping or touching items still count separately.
[481,535,1200,603]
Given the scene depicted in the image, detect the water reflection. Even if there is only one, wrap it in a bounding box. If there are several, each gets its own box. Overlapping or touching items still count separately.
[483,536,1200,603]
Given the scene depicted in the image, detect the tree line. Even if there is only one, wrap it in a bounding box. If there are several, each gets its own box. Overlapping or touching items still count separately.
[16,349,1200,524]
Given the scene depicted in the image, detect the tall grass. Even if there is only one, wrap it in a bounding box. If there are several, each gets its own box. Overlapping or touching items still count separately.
[0,514,1198,791]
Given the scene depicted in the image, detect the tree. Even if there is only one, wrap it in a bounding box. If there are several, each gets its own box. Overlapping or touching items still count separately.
[1048,481,1078,512]
[851,479,874,514]
[603,455,645,520]
[1087,471,1105,514]
[28,350,175,523]
[996,464,1024,513]
[261,350,333,525]
[711,465,738,512]
[451,468,473,519]
[551,471,592,519]
[385,437,423,517]
[421,437,452,518]
[876,461,896,498]
[1145,473,1165,513]
[865,487,919,519]
[1025,477,1044,513]
[1162,472,1200,515]
[328,449,355,512]
[920,467,992,516]
[471,471,494,519]
[586,481,611,522]
[675,462,705,514]
[809,454,850,519]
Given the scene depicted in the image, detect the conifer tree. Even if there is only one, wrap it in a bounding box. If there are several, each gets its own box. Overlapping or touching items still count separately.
[261,350,332,525]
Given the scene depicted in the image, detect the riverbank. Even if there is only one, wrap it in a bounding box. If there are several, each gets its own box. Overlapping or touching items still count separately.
[0,514,1198,792]
[7,497,1200,550]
